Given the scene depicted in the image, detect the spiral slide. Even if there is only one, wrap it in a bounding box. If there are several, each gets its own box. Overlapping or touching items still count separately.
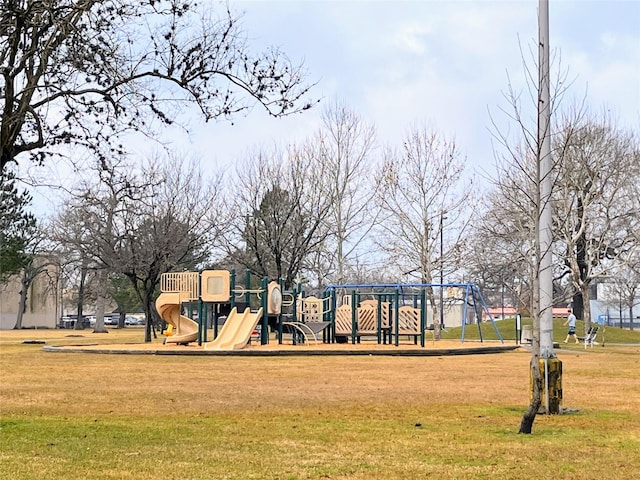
[205,307,264,351]
[155,292,199,345]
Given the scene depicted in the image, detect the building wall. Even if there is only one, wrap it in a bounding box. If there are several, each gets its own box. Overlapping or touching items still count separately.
[0,259,60,329]
[448,302,476,327]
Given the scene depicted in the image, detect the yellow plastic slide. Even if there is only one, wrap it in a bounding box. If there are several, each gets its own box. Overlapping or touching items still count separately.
[205,307,264,351]
[155,292,199,345]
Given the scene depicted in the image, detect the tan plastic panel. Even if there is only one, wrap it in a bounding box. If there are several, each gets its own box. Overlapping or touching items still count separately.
[267,281,282,315]
[200,270,231,302]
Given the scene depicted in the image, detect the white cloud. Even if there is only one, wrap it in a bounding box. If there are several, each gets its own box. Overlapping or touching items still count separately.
[393,23,433,55]
[24,0,640,213]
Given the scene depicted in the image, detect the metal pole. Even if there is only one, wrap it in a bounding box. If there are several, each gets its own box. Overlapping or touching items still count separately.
[394,288,400,347]
[261,277,268,345]
[245,269,251,307]
[440,211,445,330]
[538,0,554,358]
[351,290,357,344]
[420,289,426,347]
[537,0,562,415]
[230,269,236,310]
[501,283,505,321]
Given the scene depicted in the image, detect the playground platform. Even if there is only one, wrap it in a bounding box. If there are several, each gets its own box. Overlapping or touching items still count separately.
[43,340,520,356]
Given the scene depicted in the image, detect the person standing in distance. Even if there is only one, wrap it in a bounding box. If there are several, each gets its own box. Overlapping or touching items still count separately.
[563,309,579,344]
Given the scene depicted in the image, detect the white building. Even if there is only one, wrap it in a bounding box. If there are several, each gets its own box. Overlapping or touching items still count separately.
[0,257,61,329]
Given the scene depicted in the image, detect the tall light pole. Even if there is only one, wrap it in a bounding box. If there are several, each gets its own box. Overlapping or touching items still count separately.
[538,0,554,358]
[521,0,561,432]
[440,211,445,330]
[538,0,561,415]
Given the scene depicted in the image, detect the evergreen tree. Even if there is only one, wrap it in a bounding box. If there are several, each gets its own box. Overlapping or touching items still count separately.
[0,169,36,283]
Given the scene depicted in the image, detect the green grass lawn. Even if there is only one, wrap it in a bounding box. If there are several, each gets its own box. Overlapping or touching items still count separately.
[442,317,640,345]
[1,328,639,479]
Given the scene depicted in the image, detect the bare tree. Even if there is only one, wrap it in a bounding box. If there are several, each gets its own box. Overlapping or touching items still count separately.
[606,264,640,330]
[52,156,148,332]
[486,13,571,430]
[216,145,333,289]
[487,39,638,432]
[553,111,640,333]
[1,0,315,171]
[51,206,98,330]
[375,125,473,338]
[312,101,379,285]
[55,154,214,341]
[109,157,213,341]
[466,171,537,316]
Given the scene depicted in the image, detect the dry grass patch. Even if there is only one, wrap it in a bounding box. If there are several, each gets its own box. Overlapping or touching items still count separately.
[1,330,639,479]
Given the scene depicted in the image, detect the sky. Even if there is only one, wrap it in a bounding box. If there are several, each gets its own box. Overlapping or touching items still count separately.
[172,0,640,170]
[26,0,640,212]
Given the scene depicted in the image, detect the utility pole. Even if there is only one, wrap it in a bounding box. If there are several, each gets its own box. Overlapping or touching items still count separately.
[538,0,554,358]
[520,0,561,433]
[439,211,445,330]
[538,0,561,414]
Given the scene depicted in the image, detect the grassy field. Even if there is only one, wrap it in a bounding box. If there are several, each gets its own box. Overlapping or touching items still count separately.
[1,327,639,479]
[443,317,640,344]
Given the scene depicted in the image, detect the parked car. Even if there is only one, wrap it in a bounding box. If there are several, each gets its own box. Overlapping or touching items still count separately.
[58,315,91,329]
[125,315,145,325]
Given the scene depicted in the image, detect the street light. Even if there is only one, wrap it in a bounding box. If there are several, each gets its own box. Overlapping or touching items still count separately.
[439,211,446,330]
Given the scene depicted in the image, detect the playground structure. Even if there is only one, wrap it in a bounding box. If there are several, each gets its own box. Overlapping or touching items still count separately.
[156,291,199,344]
[155,270,275,350]
[325,283,504,346]
[155,270,504,349]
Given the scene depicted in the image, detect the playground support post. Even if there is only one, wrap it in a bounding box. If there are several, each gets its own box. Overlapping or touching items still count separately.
[321,290,330,343]
[376,297,382,344]
[245,269,251,307]
[472,288,484,343]
[394,288,400,347]
[261,277,269,345]
[230,270,236,310]
[461,285,470,342]
[197,298,205,346]
[277,278,285,345]
[420,289,426,347]
[329,289,337,344]
[350,290,358,344]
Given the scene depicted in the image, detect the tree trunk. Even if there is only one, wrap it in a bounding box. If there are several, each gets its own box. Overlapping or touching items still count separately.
[144,304,152,342]
[425,285,441,340]
[571,291,584,322]
[519,354,543,434]
[13,273,29,329]
[75,261,88,330]
[92,269,109,333]
[143,291,157,343]
[573,194,588,322]
[581,284,592,335]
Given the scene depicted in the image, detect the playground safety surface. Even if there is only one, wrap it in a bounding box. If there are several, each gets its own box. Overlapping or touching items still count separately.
[43,340,520,356]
